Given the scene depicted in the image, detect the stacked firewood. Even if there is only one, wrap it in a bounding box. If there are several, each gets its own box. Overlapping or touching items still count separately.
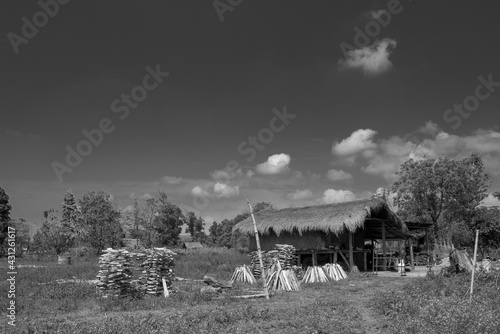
[250,244,297,277]
[137,248,176,296]
[96,248,134,297]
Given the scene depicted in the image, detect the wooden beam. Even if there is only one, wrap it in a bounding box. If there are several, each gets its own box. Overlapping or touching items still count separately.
[363,251,367,271]
[349,232,354,271]
[382,221,387,270]
[333,251,338,264]
[248,201,269,300]
[312,251,317,266]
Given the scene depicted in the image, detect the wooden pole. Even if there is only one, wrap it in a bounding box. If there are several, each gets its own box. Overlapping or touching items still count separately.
[470,229,479,302]
[248,201,269,300]
[348,232,354,271]
[382,221,387,271]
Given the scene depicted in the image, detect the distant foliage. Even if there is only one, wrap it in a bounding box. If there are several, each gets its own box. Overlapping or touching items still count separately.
[185,212,206,242]
[0,185,12,249]
[31,209,73,255]
[79,191,124,253]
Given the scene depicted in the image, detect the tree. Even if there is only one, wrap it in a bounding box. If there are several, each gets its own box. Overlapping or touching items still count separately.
[79,191,123,253]
[0,186,12,248]
[392,153,489,242]
[185,212,205,242]
[470,206,500,257]
[61,189,80,247]
[31,209,73,255]
[154,193,185,246]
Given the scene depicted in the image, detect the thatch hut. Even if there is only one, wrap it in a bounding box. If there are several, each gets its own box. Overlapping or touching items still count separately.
[233,198,410,271]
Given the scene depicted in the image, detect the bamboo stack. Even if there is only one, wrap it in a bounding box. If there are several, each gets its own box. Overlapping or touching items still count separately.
[137,248,176,296]
[231,265,257,284]
[96,248,134,297]
[265,258,300,291]
[322,263,348,281]
[301,266,329,283]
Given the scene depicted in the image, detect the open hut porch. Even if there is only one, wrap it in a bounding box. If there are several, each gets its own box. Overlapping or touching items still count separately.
[235,198,412,272]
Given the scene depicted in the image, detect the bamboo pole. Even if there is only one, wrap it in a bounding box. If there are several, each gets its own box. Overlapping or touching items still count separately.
[248,201,270,300]
[470,229,479,302]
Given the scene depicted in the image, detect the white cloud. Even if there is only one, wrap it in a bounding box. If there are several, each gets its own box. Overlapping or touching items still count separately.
[480,193,500,207]
[213,183,240,198]
[191,186,210,198]
[327,169,352,181]
[256,153,291,174]
[332,124,500,183]
[332,129,378,156]
[162,176,183,184]
[339,38,397,75]
[286,189,314,200]
[322,189,355,204]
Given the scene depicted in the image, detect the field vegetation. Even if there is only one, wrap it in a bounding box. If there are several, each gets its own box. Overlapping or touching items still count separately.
[2,248,499,334]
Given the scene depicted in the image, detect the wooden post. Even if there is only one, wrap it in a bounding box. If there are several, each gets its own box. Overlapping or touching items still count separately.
[348,232,354,271]
[363,251,367,271]
[248,201,269,300]
[425,228,430,265]
[312,251,317,266]
[409,238,415,271]
[333,251,338,264]
[382,221,387,271]
[470,229,479,302]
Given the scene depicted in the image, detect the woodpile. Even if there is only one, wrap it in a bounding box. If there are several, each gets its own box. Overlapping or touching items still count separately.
[302,266,329,283]
[137,248,176,296]
[265,258,300,291]
[96,248,134,297]
[322,263,347,281]
[202,275,233,294]
[250,244,297,277]
[96,247,176,298]
[231,265,257,284]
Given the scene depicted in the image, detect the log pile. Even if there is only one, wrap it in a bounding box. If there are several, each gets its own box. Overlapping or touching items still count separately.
[137,248,176,296]
[250,244,297,277]
[322,263,347,281]
[266,258,300,291]
[96,248,134,297]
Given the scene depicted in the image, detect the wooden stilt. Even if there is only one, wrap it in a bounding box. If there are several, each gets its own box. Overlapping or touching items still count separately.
[382,221,387,271]
[349,231,354,271]
[312,251,317,266]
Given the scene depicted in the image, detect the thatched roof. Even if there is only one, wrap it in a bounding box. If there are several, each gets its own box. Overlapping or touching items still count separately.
[233,198,407,237]
[183,242,203,249]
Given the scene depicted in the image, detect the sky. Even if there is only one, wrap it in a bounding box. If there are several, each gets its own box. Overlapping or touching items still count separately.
[1,0,500,232]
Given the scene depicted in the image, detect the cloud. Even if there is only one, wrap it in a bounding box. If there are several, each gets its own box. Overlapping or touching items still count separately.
[322,189,355,204]
[332,129,377,156]
[162,176,183,184]
[190,183,240,199]
[332,124,500,182]
[339,38,397,75]
[213,183,240,198]
[286,189,314,200]
[480,193,500,207]
[327,169,352,181]
[256,153,291,174]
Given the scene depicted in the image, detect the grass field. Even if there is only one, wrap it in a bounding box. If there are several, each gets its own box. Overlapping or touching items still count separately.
[1,249,499,334]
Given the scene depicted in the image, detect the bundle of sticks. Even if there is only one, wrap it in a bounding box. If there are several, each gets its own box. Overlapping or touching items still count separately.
[322,263,348,281]
[96,248,134,297]
[137,248,176,296]
[266,258,300,291]
[231,265,257,284]
[302,266,329,283]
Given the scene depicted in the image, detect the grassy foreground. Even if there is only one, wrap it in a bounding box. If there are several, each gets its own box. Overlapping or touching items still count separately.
[1,249,499,333]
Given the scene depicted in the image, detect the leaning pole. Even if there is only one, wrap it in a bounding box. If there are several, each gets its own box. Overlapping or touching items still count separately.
[248,201,270,300]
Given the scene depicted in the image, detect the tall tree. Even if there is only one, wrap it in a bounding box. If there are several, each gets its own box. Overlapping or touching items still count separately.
[0,186,12,247]
[61,189,80,246]
[79,191,123,253]
[154,195,185,246]
[31,209,73,255]
[392,153,489,242]
[185,212,205,242]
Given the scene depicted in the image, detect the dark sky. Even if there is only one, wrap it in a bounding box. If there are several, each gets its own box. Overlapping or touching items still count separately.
[1,0,500,228]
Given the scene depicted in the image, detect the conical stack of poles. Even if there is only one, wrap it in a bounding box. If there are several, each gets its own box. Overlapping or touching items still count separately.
[322,263,348,281]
